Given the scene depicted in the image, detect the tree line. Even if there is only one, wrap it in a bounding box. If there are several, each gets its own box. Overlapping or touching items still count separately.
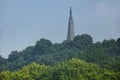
[0,34,120,79]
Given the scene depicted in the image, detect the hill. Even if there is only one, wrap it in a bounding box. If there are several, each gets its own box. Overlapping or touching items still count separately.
[0,34,120,72]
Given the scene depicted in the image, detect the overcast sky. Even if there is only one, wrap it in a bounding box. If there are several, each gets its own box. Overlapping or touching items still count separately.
[0,0,120,58]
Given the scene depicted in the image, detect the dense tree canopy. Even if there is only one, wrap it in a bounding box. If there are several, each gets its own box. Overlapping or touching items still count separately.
[34,38,53,55]
[0,58,119,80]
[0,34,120,79]
[73,34,93,49]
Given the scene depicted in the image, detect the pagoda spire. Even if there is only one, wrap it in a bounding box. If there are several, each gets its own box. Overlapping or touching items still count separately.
[70,6,72,17]
[67,7,75,41]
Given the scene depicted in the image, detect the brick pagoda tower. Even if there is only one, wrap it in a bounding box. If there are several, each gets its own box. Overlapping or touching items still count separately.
[67,7,75,41]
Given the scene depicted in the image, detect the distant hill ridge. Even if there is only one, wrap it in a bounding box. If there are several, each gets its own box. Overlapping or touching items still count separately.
[0,34,120,73]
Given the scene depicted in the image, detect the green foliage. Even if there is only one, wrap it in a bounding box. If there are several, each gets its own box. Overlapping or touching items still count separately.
[0,34,120,75]
[8,51,19,61]
[0,56,6,64]
[117,38,120,47]
[0,58,119,80]
[73,34,93,49]
[0,71,11,80]
[34,38,53,55]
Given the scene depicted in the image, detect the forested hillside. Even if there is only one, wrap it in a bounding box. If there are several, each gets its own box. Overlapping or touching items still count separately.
[0,34,120,79]
[0,58,120,80]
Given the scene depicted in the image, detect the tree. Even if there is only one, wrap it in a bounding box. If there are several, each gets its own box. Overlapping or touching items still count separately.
[34,38,53,55]
[117,38,120,47]
[8,51,20,61]
[73,34,93,49]
[0,55,6,64]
